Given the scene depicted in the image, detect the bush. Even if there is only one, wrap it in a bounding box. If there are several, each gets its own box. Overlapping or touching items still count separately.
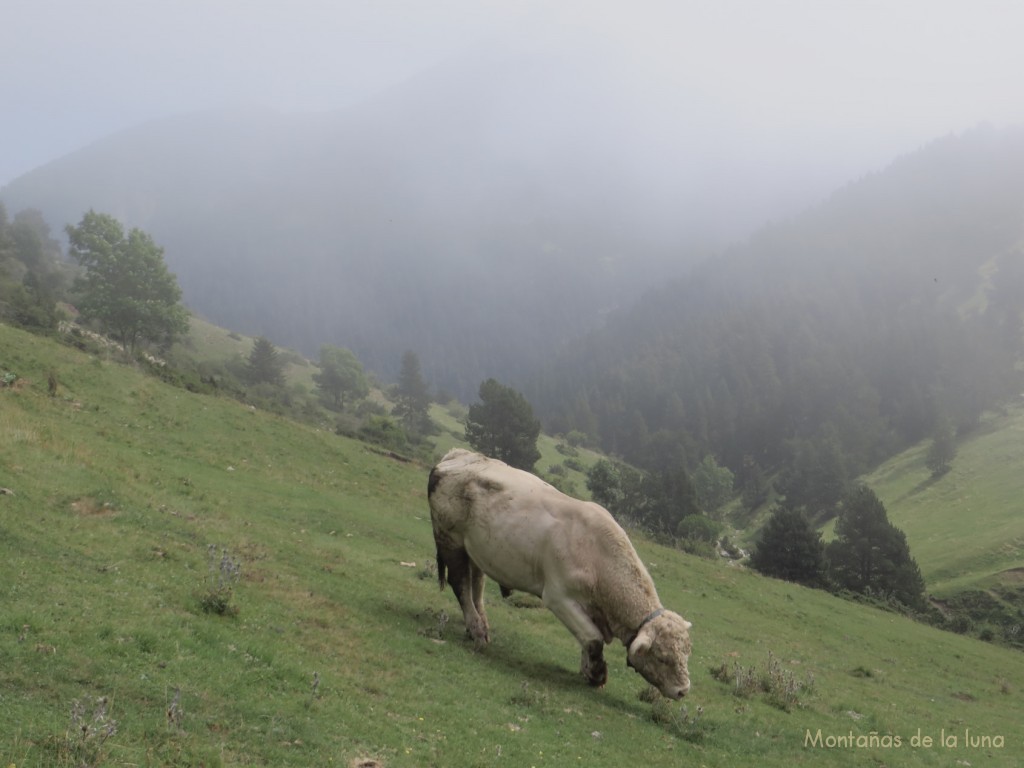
[197,545,241,616]
[555,441,579,458]
[358,414,408,451]
[676,514,720,542]
[564,458,585,473]
[710,651,814,712]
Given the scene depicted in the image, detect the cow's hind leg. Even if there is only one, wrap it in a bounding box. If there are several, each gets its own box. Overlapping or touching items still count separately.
[441,545,489,645]
[469,560,490,645]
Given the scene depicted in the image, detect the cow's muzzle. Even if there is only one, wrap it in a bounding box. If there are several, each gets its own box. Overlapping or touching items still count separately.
[668,683,689,700]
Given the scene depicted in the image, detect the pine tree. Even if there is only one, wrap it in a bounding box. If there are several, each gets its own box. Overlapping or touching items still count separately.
[393,350,432,435]
[750,505,827,587]
[925,417,956,477]
[465,378,541,471]
[246,337,286,387]
[827,485,925,609]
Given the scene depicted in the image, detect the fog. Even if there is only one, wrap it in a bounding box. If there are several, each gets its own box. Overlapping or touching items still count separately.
[4,0,1024,204]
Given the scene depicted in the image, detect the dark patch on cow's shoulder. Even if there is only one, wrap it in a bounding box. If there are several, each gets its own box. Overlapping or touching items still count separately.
[471,476,504,494]
[427,467,442,497]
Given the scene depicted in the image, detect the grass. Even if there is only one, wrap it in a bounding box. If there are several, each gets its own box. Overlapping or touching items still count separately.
[859,407,1024,597]
[175,315,320,391]
[2,322,1023,766]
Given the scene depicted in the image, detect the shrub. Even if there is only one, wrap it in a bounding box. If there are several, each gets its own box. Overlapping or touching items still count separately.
[197,545,241,616]
[564,458,585,473]
[555,441,579,458]
[358,414,408,451]
[676,514,720,542]
[710,651,814,712]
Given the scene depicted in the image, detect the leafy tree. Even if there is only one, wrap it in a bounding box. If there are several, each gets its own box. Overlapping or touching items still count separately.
[750,505,827,587]
[393,350,431,435]
[676,513,721,543]
[313,345,369,410]
[10,209,63,278]
[586,459,625,511]
[1,206,69,330]
[826,485,926,609]
[358,414,407,451]
[925,417,956,477]
[5,273,61,329]
[587,458,701,539]
[692,454,735,516]
[66,211,188,353]
[778,430,849,521]
[465,378,541,471]
[246,337,286,387]
[585,459,643,519]
[638,465,700,535]
[737,454,771,511]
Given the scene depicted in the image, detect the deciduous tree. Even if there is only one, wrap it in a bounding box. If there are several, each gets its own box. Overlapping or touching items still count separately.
[313,345,368,410]
[66,211,188,353]
[692,454,735,516]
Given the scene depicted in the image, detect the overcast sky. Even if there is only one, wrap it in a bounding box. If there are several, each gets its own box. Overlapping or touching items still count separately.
[2,0,1023,188]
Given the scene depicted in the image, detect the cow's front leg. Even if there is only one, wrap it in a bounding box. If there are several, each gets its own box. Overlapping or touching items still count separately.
[543,591,607,686]
[581,639,608,687]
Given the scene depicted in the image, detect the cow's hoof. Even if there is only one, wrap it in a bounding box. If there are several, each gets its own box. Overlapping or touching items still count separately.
[585,661,608,687]
[466,620,490,647]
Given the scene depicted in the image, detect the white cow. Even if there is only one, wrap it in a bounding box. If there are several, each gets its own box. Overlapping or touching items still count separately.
[427,448,692,699]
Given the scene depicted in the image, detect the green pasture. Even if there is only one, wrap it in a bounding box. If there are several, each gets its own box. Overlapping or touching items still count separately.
[1,323,1022,766]
[862,407,1024,596]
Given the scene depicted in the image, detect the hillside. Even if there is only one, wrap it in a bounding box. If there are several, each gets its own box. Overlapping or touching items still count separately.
[2,323,1022,767]
[865,406,1024,597]
[535,127,1024,483]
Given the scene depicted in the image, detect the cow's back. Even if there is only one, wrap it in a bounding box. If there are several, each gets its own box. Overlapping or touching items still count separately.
[427,449,644,600]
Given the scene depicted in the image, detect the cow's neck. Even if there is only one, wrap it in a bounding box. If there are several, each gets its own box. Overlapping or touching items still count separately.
[602,582,663,646]
[624,607,665,647]
[594,531,664,645]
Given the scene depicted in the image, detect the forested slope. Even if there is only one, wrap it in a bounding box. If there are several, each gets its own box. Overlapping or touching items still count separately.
[535,127,1024,516]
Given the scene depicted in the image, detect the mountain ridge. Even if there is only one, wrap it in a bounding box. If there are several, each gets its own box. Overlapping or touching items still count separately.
[1,44,918,397]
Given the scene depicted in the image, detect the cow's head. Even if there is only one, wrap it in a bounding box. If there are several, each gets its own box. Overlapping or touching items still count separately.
[627,610,692,699]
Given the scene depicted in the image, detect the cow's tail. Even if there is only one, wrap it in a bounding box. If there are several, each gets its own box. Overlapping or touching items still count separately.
[428,465,448,592]
[435,543,449,592]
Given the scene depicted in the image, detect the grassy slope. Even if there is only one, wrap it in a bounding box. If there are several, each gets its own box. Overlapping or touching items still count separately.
[859,407,1024,596]
[1,323,1023,767]
[178,316,319,391]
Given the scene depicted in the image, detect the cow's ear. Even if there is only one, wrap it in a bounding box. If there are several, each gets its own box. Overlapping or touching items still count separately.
[629,628,653,657]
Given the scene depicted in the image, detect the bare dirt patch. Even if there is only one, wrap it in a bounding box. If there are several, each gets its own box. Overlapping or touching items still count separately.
[70,497,117,517]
